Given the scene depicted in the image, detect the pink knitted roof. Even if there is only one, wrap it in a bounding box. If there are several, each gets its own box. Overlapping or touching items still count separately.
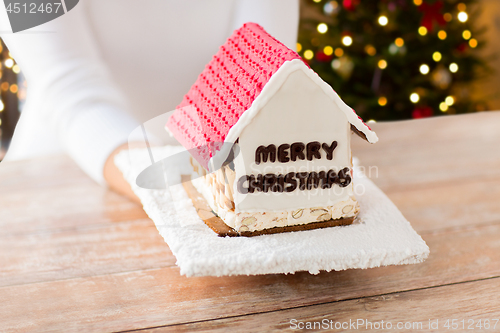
[166,23,302,169]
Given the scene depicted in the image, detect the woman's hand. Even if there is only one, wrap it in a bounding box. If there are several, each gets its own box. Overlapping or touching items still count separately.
[103,143,141,204]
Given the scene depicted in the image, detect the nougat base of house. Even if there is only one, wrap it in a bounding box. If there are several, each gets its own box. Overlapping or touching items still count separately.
[182,175,357,237]
[184,158,360,237]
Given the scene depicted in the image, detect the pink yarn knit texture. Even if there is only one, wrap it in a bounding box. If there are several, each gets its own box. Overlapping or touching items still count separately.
[166,22,302,169]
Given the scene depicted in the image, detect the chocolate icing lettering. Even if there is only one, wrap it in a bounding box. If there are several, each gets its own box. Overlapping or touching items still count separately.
[243,140,349,195]
[290,142,305,162]
[271,174,285,193]
[338,167,352,188]
[255,140,338,164]
[322,141,338,160]
[296,172,308,190]
[249,174,264,193]
[306,171,320,190]
[284,172,297,192]
[237,175,250,194]
[262,174,277,193]
[238,168,352,194]
[306,141,321,161]
[277,144,290,163]
[255,145,276,165]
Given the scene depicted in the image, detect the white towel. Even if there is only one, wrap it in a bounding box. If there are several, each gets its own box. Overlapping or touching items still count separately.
[115,146,429,277]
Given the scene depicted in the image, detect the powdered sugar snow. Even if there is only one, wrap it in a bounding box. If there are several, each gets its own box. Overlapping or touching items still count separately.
[115,146,429,277]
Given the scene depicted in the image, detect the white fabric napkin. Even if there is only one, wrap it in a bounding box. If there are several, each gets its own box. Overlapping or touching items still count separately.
[115,146,429,277]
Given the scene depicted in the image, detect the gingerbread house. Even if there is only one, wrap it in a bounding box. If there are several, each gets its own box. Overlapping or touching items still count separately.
[166,23,378,236]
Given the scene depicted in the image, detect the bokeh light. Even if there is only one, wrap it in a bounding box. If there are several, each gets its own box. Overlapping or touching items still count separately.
[378,16,388,26]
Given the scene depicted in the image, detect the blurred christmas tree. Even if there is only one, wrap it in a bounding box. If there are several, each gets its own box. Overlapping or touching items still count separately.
[0,38,24,160]
[298,0,490,120]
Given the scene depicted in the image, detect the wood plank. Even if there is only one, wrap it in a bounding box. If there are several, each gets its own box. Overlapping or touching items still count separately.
[148,277,500,332]
[0,220,176,288]
[0,183,147,236]
[0,155,148,236]
[351,112,500,190]
[1,112,499,332]
[383,176,500,234]
[348,112,500,233]
[0,155,89,190]
[3,222,500,332]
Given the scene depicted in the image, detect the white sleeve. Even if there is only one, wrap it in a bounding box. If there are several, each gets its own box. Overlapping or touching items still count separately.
[231,0,299,50]
[0,4,142,185]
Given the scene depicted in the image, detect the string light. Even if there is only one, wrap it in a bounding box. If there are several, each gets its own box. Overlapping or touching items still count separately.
[389,44,399,55]
[462,30,471,40]
[334,47,344,57]
[449,63,459,73]
[418,26,428,36]
[378,59,387,69]
[365,45,376,56]
[444,13,452,22]
[4,58,14,68]
[313,0,321,3]
[378,15,388,26]
[303,50,314,60]
[0,100,4,111]
[323,1,338,14]
[420,64,430,75]
[317,23,328,34]
[12,64,20,74]
[342,36,353,46]
[378,96,387,106]
[395,38,404,47]
[18,90,26,100]
[445,96,455,105]
[331,59,341,70]
[469,38,478,48]
[433,52,442,62]
[0,119,2,126]
[438,30,447,40]
[367,119,377,123]
[9,84,18,94]
[1,82,9,91]
[413,0,422,5]
[410,92,420,103]
[458,12,468,23]
[457,3,466,11]
[439,102,449,112]
[296,43,302,52]
[323,45,333,56]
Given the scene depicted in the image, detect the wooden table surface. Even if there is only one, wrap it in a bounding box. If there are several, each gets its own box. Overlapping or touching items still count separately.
[2,111,500,332]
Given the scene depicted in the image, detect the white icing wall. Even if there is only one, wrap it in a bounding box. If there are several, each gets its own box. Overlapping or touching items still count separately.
[233,68,353,213]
